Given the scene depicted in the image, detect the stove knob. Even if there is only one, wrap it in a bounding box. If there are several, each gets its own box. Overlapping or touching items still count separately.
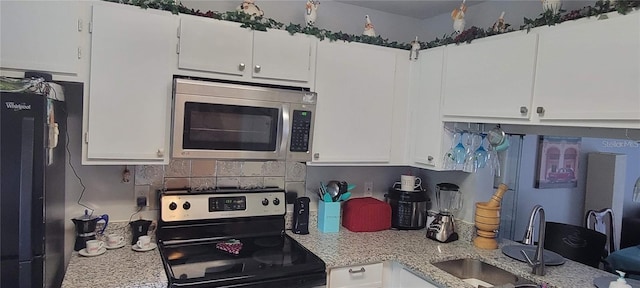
[273,198,280,205]
[262,198,269,206]
[183,201,191,210]
[169,202,177,210]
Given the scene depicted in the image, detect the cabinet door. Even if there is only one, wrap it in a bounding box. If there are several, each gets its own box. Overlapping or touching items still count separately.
[397,267,439,288]
[0,1,80,75]
[411,48,446,168]
[329,263,383,288]
[313,42,395,163]
[86,3,176,163]
[252,29,314,83]
[442,33,538,120]
[534,13,640,122]
[178,16,252,77]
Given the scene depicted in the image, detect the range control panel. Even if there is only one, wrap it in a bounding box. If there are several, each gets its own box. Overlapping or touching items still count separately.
[160,191,286,222]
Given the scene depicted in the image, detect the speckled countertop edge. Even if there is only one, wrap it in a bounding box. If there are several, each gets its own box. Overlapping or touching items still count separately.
[287,212,613,288]
[62,217,613,288]
[61,222,167,288]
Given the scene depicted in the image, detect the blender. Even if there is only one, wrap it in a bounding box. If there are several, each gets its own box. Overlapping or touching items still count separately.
[426,183,462,243]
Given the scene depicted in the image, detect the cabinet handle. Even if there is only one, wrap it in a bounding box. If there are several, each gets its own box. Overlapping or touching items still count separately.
[536,107,545,114]
[157,149,164,157]
[254,65,261,73]
[520,106,528,114]
[238,63,245,71]
[348,267,366,274]
[313,153,319,159]
[427,156,434,162]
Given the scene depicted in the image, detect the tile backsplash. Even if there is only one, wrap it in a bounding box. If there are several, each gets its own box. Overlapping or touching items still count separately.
[135,160,307,200]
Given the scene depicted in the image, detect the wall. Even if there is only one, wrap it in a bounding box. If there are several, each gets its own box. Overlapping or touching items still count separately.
[179,0,428,43]
[419,0,592,40]
[512,135,640,239]
[306,165,493,223]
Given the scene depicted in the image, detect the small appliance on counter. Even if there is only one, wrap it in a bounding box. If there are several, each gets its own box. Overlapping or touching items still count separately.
[385,187,431,230]
[129,218,152,245]
[71,211,109,251]
[342,197,391,232]
[426,183,462,243]
[292,197,310,235]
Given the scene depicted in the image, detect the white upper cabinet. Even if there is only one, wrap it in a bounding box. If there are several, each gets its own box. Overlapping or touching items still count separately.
[178,16,252,77]
[441,33,538,121]
[252,29,314,83]
[533,12,640,127]
[411,47,448,169]
[177,17,316,88]
[0,1,82,78]
[313,41,396,163]
[85,2,177,164]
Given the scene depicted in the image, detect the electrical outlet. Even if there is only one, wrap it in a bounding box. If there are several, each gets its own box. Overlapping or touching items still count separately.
[364,181,373,197]
[134,185,150,207]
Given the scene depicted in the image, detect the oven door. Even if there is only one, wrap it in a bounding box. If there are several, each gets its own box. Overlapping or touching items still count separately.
[173,94,289,160]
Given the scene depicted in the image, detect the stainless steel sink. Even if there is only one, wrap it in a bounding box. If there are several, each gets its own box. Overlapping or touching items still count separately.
[432,258,538,288]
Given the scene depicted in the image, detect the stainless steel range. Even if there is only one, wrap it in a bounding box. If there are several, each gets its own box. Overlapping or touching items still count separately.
[157,188,326,288]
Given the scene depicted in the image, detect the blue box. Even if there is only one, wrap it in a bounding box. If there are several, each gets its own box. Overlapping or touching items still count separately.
[318,201,341,233]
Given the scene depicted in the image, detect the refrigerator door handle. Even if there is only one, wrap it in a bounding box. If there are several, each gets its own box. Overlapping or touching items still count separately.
[18,117,35,262]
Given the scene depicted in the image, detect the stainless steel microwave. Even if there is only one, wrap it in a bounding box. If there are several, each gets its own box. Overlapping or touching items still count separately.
[172,79,316,161]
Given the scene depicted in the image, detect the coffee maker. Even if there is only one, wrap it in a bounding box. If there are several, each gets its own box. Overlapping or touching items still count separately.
[130,219,152,245]
[71,211,109,251]
[426,183,462,243]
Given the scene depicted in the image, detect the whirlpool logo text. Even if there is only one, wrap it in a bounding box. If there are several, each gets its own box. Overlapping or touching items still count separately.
[5,102,31,111]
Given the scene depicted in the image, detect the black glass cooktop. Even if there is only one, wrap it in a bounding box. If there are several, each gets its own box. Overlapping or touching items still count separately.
[160,234,326,287]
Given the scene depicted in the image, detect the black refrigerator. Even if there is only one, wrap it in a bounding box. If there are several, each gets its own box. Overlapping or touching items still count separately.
[1,91,66,288]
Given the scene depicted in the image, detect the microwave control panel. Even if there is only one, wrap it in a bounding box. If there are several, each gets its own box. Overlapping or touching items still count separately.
[290,110,312,152]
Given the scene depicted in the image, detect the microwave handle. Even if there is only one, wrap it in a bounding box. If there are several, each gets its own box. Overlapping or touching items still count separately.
[279,104,291,159]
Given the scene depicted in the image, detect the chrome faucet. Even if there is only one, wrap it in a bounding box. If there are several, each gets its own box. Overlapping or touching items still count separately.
[520,205,546,276]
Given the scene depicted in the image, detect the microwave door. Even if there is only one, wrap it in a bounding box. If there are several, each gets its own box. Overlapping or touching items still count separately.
[173,94,288,160]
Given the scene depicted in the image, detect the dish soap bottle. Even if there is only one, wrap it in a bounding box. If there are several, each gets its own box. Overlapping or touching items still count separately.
[609,271,632,288]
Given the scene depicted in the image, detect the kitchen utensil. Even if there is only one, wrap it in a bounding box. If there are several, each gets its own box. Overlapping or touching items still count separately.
[71,210,109,251]
[326,181,343,202]
[323,192,333,202]
[487,125,506,147]
[501,245,566,266]
[339,192,352,202]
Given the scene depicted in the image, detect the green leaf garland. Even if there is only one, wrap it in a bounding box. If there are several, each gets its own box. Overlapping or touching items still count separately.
[104,0,639,50]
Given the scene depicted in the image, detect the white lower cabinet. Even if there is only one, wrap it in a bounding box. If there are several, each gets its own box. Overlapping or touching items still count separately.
[328,263,383,288]
[384,262,440,288]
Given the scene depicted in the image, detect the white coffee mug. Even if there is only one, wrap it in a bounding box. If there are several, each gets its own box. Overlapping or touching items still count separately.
[137,235,151,248]
[400,175,421,191]
[86,240,104,254]
[107,234,124,246]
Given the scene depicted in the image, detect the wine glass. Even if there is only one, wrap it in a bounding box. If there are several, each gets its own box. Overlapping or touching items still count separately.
[475,134,489,169]
[453,132,466,168]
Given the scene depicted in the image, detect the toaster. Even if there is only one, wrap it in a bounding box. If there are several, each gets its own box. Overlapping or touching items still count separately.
[342,197,391,232]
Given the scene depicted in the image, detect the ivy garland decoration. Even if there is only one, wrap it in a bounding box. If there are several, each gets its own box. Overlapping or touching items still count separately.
[105,0,638,50]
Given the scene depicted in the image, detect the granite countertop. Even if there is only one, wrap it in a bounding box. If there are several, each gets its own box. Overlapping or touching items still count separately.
[61,219,613,288]
[286,223,614,288]
[61,222,167,288]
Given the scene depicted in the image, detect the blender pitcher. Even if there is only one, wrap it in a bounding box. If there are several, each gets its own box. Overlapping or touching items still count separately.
[435,183,462,215]
[427,183,462,243]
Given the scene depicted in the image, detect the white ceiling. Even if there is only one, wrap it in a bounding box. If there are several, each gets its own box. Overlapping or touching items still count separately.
[334,0,486,20]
